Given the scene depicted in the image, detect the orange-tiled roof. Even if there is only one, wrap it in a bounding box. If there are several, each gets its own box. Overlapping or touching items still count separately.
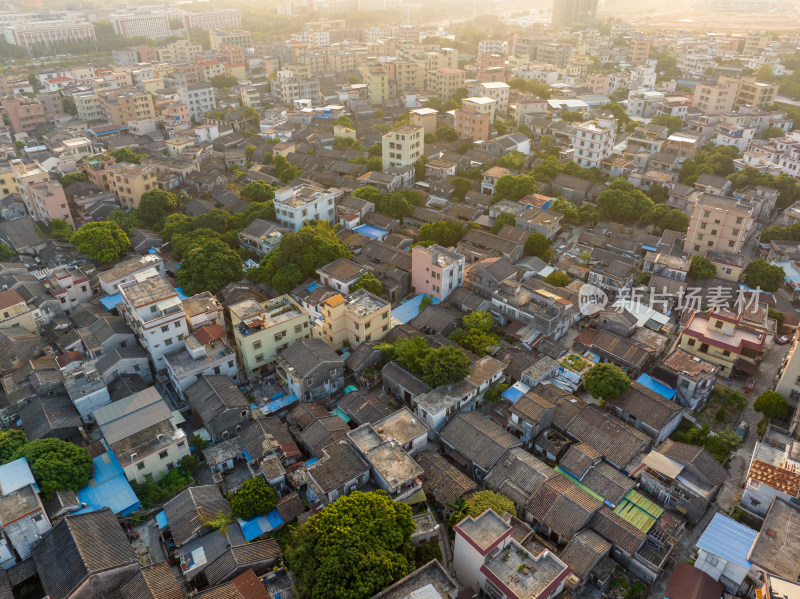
[193,324,227,346]
[749,459,800,497]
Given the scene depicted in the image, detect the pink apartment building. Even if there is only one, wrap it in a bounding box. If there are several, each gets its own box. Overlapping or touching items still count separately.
[411,244,465,301]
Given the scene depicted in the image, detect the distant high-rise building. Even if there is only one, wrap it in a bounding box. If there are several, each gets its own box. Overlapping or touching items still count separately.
[551,0,598,27]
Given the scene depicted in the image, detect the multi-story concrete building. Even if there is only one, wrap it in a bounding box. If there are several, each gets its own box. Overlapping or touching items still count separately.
[455,101,491,142]
[551,0,597,26]
[1,97,47,135]
[164,324,238,399]
[272,70,320,105]
[628,38,651,65]
[3,20,95,47]
[0,288,39,332]
[736,77,779,110]
[411,244,465,302]
[427,68,466,101]
[361,63,389,105]
[382,124,424,169]
[107,163,158,210]
[0,458,51,565]
[98,89,156,127]
[273,184,336,231]
[572,117,616,169]
[476,81,510,113]
[692,78,740,114]
[27,180,72,228]
[170,39,203,63]
[230,295,310,379]
[183,9,242,30]
[12,161,54,223]
[409,107,438,134]
[478,40,506,56]
[209,29,251,50]
[384,60,426,96]
[313,290,391,350]
[178,84,215,122]
[684,194,754,256]
[43,265,92,313]
[119,272,188,372]
[110,14,170,39]
[72,91,104,122]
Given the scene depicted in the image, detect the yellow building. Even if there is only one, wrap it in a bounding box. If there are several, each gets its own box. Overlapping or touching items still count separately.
[361,63,389,105]
[156,46,175,62]
[684,194,754,257]
[736,77,779,110]
[678,309,766,376]
[382,124,424,169]
[230,295,310,380]
[210,29,251,51]
[0,288,38,332]
[427,68,466,101]
[106,163,158,210]
[313,290,391,350]
[0,165,19,197]
[225,63,246,80]
[98,88,156,127]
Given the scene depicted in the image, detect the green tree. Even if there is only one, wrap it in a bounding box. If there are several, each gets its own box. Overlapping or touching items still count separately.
[274,154,302,184]
[0,244,15,262]
[285,490,415,599]
[544,270,571,287]
[210,74,238,89]
[61,96,77,116]
[600,102,631,128]
[560,110,584,122]
[333,136,362,150]
[435,126,458,142]
[50,218,74,242]
[421,346,471,388]
[762,125,785,138]
[177,237,243,295]
[377,193,412,219]
[689,255,716,280]
[333,116,354,129]
[492,174,537,203]
[59,172,88,187]
[12,439,92,499]
[352,273,383,295]
[524,232,551,258]
[72,221,130,263]
[448,490,516,527]
[109,147,146,165]
[418,221,467,247]
[0,430,27,464]
[449,176,472,202]
[161,214,195,242]
[491,212,516,233]
[743,260,785,293]
[647,204,689,233]
[240,181,275,203]
[230,478,279,520]
[584,363,631,402]
[648,184,669,204]
[754,391,789,420]
[449,310,498,356]
[769,308,786,331]
[597,179,654,224]
[352,186,380,204]
[138,188,179,229]
[651,114,683,135]
[496,151,524,171]
[577,203,600,225]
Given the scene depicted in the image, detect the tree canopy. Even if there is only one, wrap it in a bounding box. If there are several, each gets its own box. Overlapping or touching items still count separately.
[248,221,352,293]
[378,337,470,387]
[491,212,516,233]
[49,218,74,242]
[544,270,571,287]
[449,310,499,356]
[584,363,631,402]
[754,391,789,420]
[285,490,415,599]
[0,430,27,464]
[138,189,179,229]
[109,147,146,165]
[743,260,785,293]
[274,154,302,183]
[177,237,244,295]
[448,490,516,527]
[418,221,467,247]
[240,181,276,203]
[12,439,92,499]
[230,478,278,520]
[524,232,552,261]
[492,174,537,203]
[72,221,130,263]
[678,145,739,185]
[352,273,383,296]
[688,256,716,280]
[597,178,654,224]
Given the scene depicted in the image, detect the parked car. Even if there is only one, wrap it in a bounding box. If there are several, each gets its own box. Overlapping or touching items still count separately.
[776,334,794,345]
[735,420,749,439]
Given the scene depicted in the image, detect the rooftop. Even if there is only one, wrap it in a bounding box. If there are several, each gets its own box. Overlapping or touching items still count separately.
[414,244,463,268]
[748,498,800,581]
[483,539,568,599]
[456,508,512,552]
[273,184,332,208]
[344,289,389,318]
[121,275,179,310]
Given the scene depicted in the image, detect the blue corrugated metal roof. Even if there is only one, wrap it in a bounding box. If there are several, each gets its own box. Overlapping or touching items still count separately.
[501,382,530,404]
[260,393,297,414]
[77,450,140,516]
[156,510,168,529]
[239,509,284,541]
[392,294,440,324]
[636,373,677,400]
[696,513,757,569]
[100,293,122,310]
[0,457,36,496]
[354,224,388,239]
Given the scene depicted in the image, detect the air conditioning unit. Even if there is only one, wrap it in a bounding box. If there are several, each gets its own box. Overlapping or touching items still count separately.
[130,453,138,461]
[156,434,164,442]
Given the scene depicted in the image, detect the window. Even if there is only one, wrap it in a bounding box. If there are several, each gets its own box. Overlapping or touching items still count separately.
[137,463,145,470]
[687,338,696,346]
[253,340,261,350]
[174,321,181,328]
[159,451,168,459]
[150,306,158,313]
[178,441,185,448]
[161,325,170,333]
[255,353,264,362]
[714,320,723,329]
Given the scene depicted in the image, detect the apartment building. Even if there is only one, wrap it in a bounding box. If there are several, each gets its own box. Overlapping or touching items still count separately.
[678,309,766,376]
[478,40,506,56]
[736,77,779,110]
[107,163,158,210]
[229,295,310,379]
[182,9,242,30]
[43,265,92,313]
[273,184,336,231]
[572,117,616,169]
[209,29,251,50]
[27,180,73,228]
[0,165,18,197]
[409,107,438,134]
[110,14,170,39]
[196,59,225,83]
[427,68,466,101]
[0,288,39,332]
[98,89,156,127]
[164,325,238,399]
[178,84,215,122]
[361,63,389,105]
[3,20,95,47]
[12,161,50,222]
[382,125,424,169]
[384,60,426,95]
[313,290,391,350]
[455,102,491,142]
[170,39,203,63]
[1,97,47,135]
[411,244,465,302]
[272,70,321,105]
[476,53,506,83]
[119,272,189,371]
[476,81,510,113]
[692,78,740,114]
[684,194,754,256]
[628,38,651,65]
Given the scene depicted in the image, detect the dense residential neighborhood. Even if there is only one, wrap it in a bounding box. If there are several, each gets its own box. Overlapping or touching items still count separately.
[0,0,799,598]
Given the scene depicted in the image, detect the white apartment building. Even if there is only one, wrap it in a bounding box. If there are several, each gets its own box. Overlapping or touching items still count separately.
[273,184,336,231]
[477,81,510,113]
[178,84,215,122]
[478,40,506,56]
[3,20,95,47]
[572,116,616,169]
[382,124,424,169]
[119,271,188,371]
[164,325,238,399]
[182,9,242,30]
[111,14,171,39]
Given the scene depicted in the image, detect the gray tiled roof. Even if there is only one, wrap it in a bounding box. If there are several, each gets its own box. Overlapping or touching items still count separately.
[278,337,341,379]
[440,412,521,472]
[162,485,231,547]
[95,387,171,445]
[308,441,369,493]
[118,561,184,599]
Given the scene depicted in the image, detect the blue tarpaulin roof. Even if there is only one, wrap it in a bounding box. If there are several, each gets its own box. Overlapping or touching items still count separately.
[392,294,440,324]
[156,510,168,529]
[502,382,530,404]
[239,509,285,541]
[260,393,297,414]
[354,224,388,239]
[635,373,677,400]
[77,446,140,516]
[331,407,351,423]
[174,288,190,300]
[306,282,319,292]
[696,513,757,569]
[305,458,318,466]
[100,293,122,310]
